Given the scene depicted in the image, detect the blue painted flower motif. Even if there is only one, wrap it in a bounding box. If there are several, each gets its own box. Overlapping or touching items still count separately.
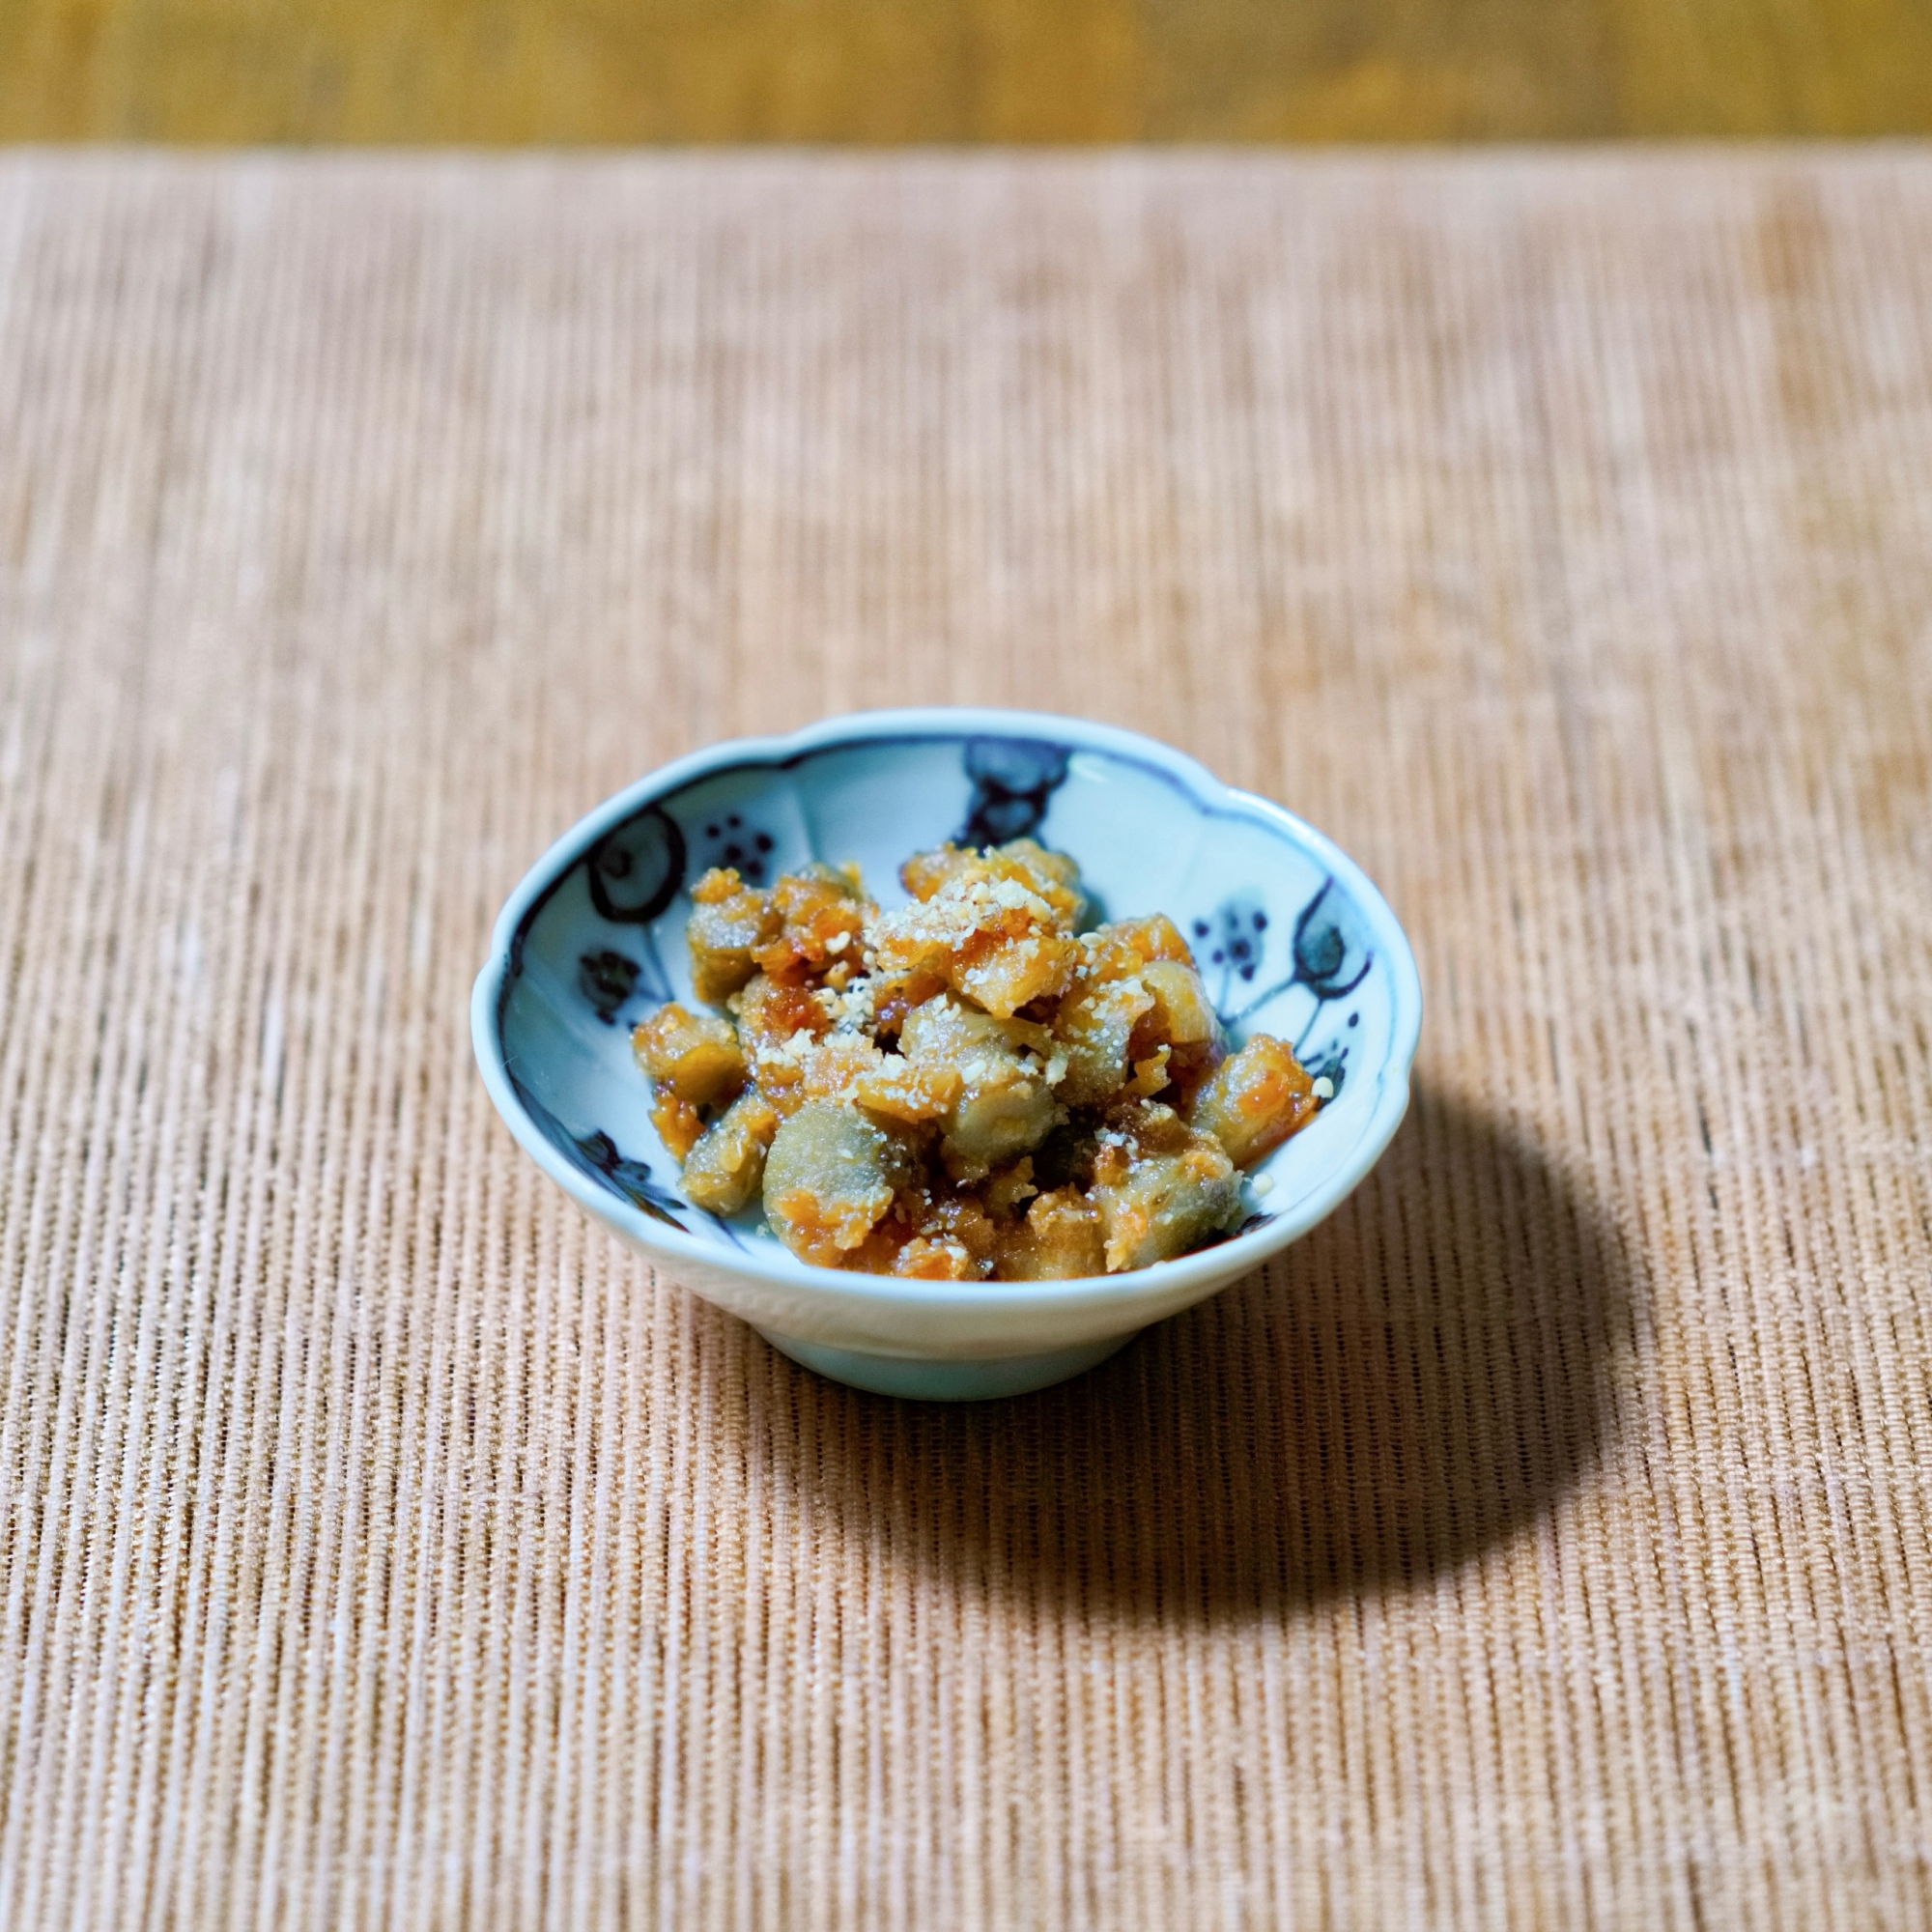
[958,739,1071,846]
[570,1129,687,1228]
[1193,895,1271,1009]
[578,949,641,1024]
[587,805,686,924]
[691,810,779,887]
[1205,874,1376,1099]
[507,1075,689,1229]
[1291,879,1374,1003]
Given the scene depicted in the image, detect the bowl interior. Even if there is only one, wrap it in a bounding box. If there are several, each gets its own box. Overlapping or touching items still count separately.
[490,723,1410,1273]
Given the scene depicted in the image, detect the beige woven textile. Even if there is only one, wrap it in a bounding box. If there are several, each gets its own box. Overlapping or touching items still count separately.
[2,150,1930,1929]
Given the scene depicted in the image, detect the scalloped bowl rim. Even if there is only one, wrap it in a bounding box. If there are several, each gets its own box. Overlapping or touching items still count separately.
[471,706,1422,1326]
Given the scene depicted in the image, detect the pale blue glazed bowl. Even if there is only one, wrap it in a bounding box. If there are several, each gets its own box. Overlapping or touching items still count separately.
[472,709,1422,1399]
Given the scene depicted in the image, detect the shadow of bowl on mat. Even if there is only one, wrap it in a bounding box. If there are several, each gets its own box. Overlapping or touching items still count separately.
[754,1084,1637,1619]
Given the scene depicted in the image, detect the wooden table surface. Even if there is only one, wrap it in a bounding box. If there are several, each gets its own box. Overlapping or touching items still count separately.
[4,0,1931,143]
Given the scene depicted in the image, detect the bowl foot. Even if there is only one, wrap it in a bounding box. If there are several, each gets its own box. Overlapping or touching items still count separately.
[753,1328,1134,1401]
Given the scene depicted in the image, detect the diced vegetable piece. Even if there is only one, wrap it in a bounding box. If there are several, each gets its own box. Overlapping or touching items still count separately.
[651,1091,705,1160]
[686,867,783,1003]
[682,1090,781,1215]
[1190,1036,1321,1169]
[1070,915,1194,990]
[955,926,1079,1017]
[841,1182,999,1279]
[1048,930,1216,1111]
[766,1030,965,1130]
[730,971,832,1115]
[900,838,1086,925]
[753,864,870,982]
[912,1189,999,1264]
[633,1002,747,1106]
[992,1186,1107,1279]
[869,842,1082,1018]
[734,972,829,1055]
[1053,977,1155,1108]
[981,838,1087,925]
[1105,914,1194,966]
[868,968,948,1039]
[981,1156,1038,1220]
[900,844,980,902]
[901,995,1063,1180]
[762,1102,920,1266]
[1138,960,1219,1048]
[1088,1109,1242,1271]
[844,1049,963,1126]
[892,1236,981,1279]
[1121,959,1223,1104]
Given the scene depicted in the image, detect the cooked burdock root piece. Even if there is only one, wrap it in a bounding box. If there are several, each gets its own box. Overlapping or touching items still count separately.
[681,1089,781,1215]
[634,1001,749,1160]
[1136,959,1221,1091]
[1052,915,1222,1109]
[1088,1100,1244,1272]
[636,835,1326,1271]
[733,969,833,1056]
[871,839,1084,1018]
[992,1185,1107,1280]
[801,1034,963,1129]
[762,1101,921,1267]
[899,993,1063,1180]
[729,970,834,1117]
[901,838,1084,922]
[633,1002,747,1106]
[650,1093,706,1160]
[857,1183,1004,1281]
[754,864,868,986]
[686,867,784,1003]
[1191,1036,1321,1170]
[1053,976,1154,1108]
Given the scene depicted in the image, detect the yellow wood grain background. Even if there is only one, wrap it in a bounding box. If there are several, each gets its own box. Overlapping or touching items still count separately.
[4,0,1931,141]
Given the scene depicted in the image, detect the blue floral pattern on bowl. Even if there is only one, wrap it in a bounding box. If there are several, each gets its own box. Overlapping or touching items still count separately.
[472,708,1422,1399]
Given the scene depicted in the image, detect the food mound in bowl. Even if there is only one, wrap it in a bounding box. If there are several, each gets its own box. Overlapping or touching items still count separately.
[632,838,1327,1279]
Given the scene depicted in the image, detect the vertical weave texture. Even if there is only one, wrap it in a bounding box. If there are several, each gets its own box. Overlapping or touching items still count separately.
[1,152,1929,1929]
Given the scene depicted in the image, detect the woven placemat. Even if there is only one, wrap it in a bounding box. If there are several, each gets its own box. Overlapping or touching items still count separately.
[1,151,1929,1928]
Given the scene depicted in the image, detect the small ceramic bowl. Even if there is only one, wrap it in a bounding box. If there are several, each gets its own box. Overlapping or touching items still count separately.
[472,708,1422,1399]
